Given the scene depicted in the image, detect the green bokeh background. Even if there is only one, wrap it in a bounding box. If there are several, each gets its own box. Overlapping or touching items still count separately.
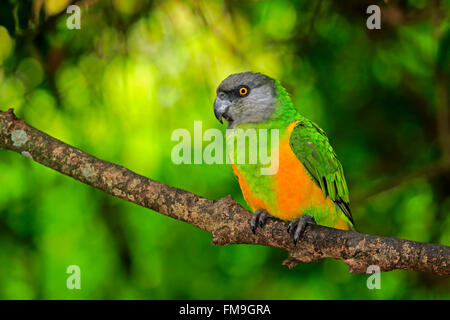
[0,0,449,299]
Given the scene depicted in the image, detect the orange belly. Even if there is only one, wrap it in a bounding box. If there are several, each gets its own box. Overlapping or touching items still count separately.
[273,132,335,220]
[232,122,346,229]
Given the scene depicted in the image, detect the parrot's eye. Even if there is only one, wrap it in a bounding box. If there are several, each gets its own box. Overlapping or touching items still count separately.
[238,86,249,97]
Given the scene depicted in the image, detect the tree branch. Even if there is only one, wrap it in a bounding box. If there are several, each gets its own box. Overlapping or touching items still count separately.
[1,109,449,277]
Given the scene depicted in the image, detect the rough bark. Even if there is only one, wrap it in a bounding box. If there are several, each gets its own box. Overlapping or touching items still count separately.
[1,109,449,277]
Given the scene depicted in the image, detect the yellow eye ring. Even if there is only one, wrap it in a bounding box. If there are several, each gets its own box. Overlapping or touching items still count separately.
[239,87,248,96]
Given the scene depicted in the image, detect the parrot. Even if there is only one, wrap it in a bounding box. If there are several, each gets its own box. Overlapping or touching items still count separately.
[213,72,354,244]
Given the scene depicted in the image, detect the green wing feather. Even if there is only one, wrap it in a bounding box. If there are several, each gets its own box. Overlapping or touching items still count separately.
[289,120,354,225]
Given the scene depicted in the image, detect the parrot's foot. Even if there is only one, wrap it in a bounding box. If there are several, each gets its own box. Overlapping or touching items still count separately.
[250,209,273,234]
[287,215,316,245]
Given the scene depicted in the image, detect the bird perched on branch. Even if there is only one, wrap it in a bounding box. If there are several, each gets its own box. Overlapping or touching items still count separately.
[214,72,354,244]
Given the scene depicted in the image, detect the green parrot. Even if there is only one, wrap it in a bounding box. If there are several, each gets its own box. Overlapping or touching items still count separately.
[213,72,354,243]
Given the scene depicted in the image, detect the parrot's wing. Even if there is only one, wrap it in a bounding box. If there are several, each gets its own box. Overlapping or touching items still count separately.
[289,120,353,225]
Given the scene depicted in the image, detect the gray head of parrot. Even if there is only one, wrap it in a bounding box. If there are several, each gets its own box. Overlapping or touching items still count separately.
[214,72,276,128]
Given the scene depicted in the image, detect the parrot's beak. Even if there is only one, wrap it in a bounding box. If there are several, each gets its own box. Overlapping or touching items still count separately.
[214,95,232,124]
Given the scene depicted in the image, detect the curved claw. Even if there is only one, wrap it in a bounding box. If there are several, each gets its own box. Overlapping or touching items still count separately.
[287,215,317,245]
[250,209,272,234]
